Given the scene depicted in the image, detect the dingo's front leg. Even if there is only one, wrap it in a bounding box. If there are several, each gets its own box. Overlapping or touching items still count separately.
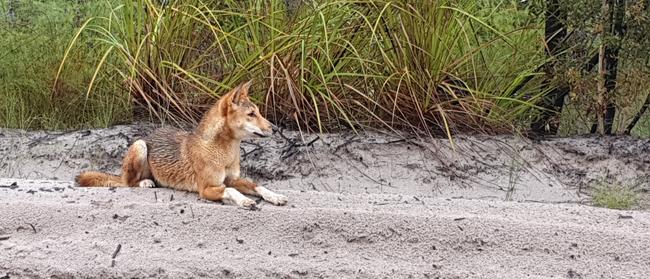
[196,169,257,209]
[255,185,288,206]
[222,187,258,209]
[225,178,288,206]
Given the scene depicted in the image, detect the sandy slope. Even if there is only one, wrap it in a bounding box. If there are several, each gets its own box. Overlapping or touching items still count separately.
[1,126,650,278]
[1,179,650,278]
[1,125,649,205]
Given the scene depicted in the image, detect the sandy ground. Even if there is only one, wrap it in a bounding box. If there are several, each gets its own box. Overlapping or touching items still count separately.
[1,125,650,278]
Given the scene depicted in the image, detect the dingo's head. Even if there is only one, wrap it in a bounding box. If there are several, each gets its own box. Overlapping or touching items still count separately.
[221,80,273,139]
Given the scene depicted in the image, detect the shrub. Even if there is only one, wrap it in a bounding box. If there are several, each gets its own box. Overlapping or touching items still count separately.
[0,0,131,129]
[63,0,546,136]
[592,182,638,210]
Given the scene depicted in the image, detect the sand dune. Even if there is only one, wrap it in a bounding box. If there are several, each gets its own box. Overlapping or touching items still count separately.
[1,126,649,278]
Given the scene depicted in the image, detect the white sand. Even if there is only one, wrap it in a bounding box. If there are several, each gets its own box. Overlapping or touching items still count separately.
[1,126,649,278]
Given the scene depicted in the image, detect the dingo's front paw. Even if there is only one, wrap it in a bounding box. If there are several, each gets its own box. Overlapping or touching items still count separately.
[223,188,257,209]
[256,186,288,206]
[267,194,288,206]
[240,198,259,210]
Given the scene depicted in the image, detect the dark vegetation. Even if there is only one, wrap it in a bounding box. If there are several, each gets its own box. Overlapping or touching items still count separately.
[1,0,649,137]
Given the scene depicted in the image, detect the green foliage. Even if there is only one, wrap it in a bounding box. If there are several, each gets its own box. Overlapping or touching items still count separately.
[546,0,650,136]
[0,0,131,129]
[62,0,546,136]
[3,0,648,136]
[592,182,638,210]
[632,114,650,137]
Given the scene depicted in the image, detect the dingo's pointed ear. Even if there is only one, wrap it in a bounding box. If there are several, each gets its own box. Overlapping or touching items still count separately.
[240,80,252,100]
[219,83,242,113]
[232,80,252,104]
[242,80,252,93]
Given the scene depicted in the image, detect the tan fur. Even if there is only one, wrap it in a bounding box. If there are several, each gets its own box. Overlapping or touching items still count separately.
[76,81,288,209]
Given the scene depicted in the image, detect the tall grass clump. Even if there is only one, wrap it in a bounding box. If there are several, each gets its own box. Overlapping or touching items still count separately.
[63,0,547,136]
[0,0,131,130]
[58,0,228,126]
[358,0,547,135]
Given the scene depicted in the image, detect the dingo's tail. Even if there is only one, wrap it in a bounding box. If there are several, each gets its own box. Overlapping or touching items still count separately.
[76,171,127,187]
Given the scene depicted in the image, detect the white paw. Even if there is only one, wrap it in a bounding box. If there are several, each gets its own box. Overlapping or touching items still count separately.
[240,198,258,210]
[138,179,156,188]
[266,193,288,206]
[256,186,288,206]
[224,188,258,210]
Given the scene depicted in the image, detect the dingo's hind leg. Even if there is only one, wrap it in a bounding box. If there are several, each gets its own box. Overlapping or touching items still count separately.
[122,140,154,187]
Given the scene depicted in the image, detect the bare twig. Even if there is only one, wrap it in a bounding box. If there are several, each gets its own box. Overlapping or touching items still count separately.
[112,244,122,259]
[333,136,360,154]
[242,146,261,159]
[0,182,18,189]
[54,137,78,173]
[241,140,263,149]
[278,129,320,160]
[27,223,37,233]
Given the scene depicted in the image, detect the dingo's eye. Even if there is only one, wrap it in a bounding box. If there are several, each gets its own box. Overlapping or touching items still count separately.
[247,112,256,117]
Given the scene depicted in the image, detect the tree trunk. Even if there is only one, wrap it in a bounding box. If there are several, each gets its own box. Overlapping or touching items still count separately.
[7,0,17,26]
[74,0,85,28]
[602,0,626,134]
[596,23,607,135]
[531,0,568,135]
[624,92,650,134]
[623,0,649,134]
[592,0,626,135]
